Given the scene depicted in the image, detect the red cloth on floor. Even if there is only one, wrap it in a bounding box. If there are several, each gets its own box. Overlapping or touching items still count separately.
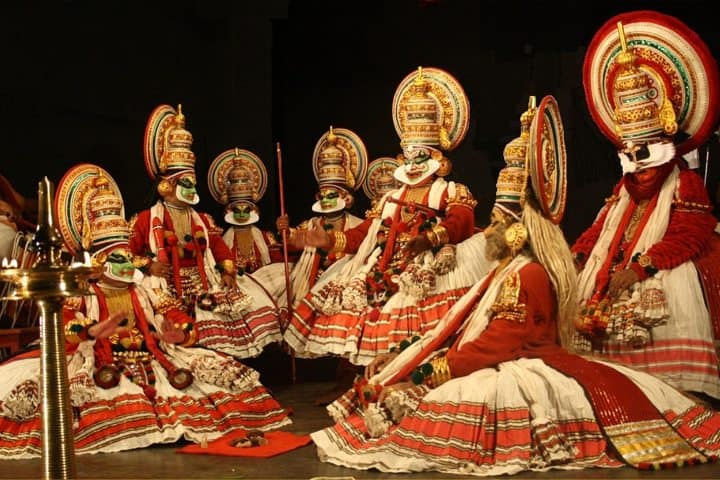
[176,430,312,458]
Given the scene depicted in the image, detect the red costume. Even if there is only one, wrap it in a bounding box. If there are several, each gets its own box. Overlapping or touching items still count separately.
[310,93,720,477]
[283,67,483,366]
[574,11,720,398]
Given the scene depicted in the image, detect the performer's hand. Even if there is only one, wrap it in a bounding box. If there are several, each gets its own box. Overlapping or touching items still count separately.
[276,214,290,233]
[608,268,639,298]
[158,317,186,344]
[149,261,171,278]
[89,310,126,339]
[378,381,414,404]
[221,273,236,289]
[403,234,432,258]
[304,219,331,249]
[365,351,399,379]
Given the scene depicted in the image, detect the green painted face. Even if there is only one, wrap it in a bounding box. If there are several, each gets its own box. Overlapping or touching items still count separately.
[104,248,135,281]
[232,204,253,222]
[177,174,198,202]
[317,189,340,210]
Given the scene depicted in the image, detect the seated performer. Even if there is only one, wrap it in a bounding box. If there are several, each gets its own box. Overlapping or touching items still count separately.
[311,95,720,476]
[129,104,281,359]
[256,126,369,313]
[0,164,290,458]
[208,147,284,274]
[573,11,720,399]
[282,67,488,367]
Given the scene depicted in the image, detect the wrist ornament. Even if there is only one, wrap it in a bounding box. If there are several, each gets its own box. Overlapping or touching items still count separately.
[631,252,658,277]
[425,224,449,248]
[331,231,347,254]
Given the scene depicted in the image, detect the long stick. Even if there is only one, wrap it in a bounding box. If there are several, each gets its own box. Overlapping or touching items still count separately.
[275,142,296,384]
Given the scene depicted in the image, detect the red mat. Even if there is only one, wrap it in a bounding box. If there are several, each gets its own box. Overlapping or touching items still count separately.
[176,430,312,458]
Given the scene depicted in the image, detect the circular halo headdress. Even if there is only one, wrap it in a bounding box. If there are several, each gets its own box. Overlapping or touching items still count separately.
[583,10,720,155]
[143,103,197,180]
[392,66,470,152]
[207,148,268,206]
[312,126,368,192]
[54,163,128,257]
[363,156,402,202]
[528,95,567,224]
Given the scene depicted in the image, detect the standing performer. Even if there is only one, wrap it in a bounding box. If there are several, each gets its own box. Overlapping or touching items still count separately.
[310,95,720,477]
[0,164,290,458]
[282,67,488,367]
[573,11,720,399]
[129,104,280,359]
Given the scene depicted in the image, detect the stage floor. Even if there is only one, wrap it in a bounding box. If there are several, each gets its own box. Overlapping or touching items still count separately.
[1,353,719,480]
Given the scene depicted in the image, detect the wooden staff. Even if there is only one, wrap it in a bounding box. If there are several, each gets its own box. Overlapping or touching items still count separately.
[275,142,296,384]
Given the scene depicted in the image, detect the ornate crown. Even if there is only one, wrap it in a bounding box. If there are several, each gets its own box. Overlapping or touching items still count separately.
[363,157,401,202]
[312,126,368,192]
[207,147,268,208]
[55,164,129,257]
[583,10,719,155]
[611,21,676,144]
[392,66,470,153]
[144,104,197,180]
[317,126,353,189]
[495,97,536,220]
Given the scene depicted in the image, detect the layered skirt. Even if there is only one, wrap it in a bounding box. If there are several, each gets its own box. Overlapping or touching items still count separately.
[0,342,291,459]
[313,356,720,476]
[284,233,491,365]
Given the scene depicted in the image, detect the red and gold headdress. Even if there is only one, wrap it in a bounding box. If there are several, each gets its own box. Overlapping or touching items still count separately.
[495,96,567,226]
[583,10,719,155]
[208,148,268,225]
[144,104,197,180]
[55,164,129,261]
[392,66,470,153]
[311,126,368,210]
[363,157,402,203]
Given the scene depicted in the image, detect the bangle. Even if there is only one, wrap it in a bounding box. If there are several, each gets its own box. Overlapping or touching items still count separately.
[434,225,449,244]
[221,259,237,276]
[180,324,197,347]
[428,356,452,388]
[331,231,347,254]
[426,225,449,248]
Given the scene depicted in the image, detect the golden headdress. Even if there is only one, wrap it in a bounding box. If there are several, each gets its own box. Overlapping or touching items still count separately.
[495,95,567,225]
[392,66,470,153]
[311,126,368,206]
[55,164,129,260]
[363,157,402,203]
[583,10,719,155]
[144,104,197,181]
[208,148,268,225]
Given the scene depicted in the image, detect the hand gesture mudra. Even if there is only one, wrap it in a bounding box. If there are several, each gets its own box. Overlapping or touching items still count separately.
[304,218,332,249]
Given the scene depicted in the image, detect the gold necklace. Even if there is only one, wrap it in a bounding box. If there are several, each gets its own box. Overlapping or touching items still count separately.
[100,287,136,328]
[233,227,257,267]
[166,205,191,243]
[624,199,649,243]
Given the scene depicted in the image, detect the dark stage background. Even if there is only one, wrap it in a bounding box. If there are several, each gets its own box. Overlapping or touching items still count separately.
[2,0,719,244]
